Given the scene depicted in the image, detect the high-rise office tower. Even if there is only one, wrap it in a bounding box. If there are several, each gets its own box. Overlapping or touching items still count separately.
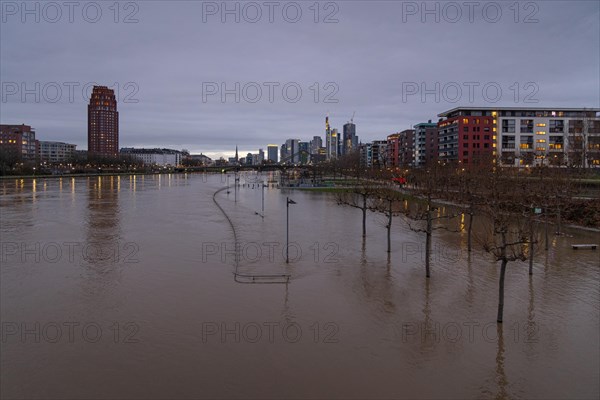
[310,136,322,154]
[280,143,288,163]
[343,121,357,155]
[88,86,118,158]
[267,144,278,163]
[285,139,300,163]
[258,148,264,164]
[325,115,335,159]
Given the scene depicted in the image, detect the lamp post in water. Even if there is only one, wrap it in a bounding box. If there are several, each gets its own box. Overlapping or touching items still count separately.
[234,171,239,203]
[256,180,267,218]
[262,180,266,216]
[286,197,297,263]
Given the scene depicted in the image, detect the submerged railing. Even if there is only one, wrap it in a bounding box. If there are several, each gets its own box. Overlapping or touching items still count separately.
[212,186,291,284]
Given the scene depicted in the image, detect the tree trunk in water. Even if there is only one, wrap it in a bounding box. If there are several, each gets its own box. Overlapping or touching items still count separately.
[544,208,549,251]
[497,258,508,323]
[529,221,534,275]
[387,200,392,253]
[425,209,432,278]
[362,195,367,238]
[467,211,474,253]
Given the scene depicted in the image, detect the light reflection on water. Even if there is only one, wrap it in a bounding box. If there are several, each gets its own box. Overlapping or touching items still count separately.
[0,173,598,399]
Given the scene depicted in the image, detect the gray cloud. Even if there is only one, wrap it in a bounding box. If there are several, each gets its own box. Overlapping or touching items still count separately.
[1,0,598,159]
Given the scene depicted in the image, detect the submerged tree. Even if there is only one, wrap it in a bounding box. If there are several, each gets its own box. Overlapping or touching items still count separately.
[477,168,531,324]
[368,187,405,253]
[403,165,459,278]
[336,183,378,238]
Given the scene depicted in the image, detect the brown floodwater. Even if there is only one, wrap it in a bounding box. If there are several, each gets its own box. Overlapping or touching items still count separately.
[1,173,599,399]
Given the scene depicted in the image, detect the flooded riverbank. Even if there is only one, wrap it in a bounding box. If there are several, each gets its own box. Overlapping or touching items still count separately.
[1,173,598,399]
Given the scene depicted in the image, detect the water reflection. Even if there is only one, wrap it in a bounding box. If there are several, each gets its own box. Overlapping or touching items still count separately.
[83,176,122,279]
[495,325,509,399]
[1,174,598,400]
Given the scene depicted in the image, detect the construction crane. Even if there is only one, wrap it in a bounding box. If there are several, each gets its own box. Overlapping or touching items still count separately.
[350,111,355,124]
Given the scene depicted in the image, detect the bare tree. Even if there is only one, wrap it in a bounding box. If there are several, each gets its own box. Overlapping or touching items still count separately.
[477,168,531,324]
[456,165,487,253]
[403,165,459,278]
[336,183,378,238]
[368,187,405,253]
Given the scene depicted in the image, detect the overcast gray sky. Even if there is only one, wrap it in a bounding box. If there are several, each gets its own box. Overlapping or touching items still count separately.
[1,0,599,159]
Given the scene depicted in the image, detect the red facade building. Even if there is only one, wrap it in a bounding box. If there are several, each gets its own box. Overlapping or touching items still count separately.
[437,114,495,165]
[0,124,38,162]
[386,133,400,168]
[88,86,119,158]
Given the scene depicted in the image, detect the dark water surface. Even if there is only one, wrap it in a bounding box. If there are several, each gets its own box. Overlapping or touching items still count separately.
[1,173,598,399]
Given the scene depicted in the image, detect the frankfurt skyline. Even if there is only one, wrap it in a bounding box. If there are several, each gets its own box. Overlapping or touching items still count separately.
[1,1,599,160]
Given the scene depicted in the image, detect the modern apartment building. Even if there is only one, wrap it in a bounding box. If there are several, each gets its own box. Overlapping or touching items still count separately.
[437,110,495,165]
[0,124,38,162]
[38,141,77,163]
[413,121,438,167]
[371,140,388,169]
[387,133,400,168]
[398,129,415,167]
[120,148,182,166]
[438,107,600,167]
[359,142,371,168]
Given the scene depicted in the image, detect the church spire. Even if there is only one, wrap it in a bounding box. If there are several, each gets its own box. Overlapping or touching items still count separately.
[235,145,238,162]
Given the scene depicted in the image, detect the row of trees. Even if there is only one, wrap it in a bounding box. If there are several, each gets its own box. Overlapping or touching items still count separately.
[335,159,597,323]
[0,151,159,176]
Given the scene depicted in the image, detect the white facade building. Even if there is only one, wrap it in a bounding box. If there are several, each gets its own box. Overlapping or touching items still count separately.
[120,148,182,166]
[39,141,77,163]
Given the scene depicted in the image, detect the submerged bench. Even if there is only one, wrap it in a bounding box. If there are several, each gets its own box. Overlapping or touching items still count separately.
[572,244,598,250]
[234,273,291,284]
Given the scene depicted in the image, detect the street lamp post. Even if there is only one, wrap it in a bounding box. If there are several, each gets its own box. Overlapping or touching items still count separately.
[261,180,266,215]
[234,172,239,203]
[286,197,297,263]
